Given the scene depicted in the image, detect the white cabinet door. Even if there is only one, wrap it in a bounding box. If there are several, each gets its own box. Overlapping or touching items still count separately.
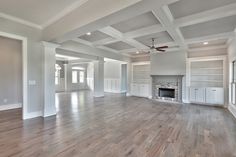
[131,84,139,96]
[190,88,197,102]
[206,88,224,105]
[195,88,205,103]
[190,87,205,103]
[139,84,149,97]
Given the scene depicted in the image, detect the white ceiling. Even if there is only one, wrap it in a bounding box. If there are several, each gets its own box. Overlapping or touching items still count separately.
[1,0,236,58]
[105,41,134,51]
[73,0,236,57]
[111,12,160,33]
[189,39,227,49]
[169,0,236,18]
[135,31,173,45]
[0,0,87,26]
[79,31,111,42]
[180,15,236,39]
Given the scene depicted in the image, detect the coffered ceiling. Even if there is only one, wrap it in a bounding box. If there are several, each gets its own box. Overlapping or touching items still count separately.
[73,0,236,57]
[0,0,236,58]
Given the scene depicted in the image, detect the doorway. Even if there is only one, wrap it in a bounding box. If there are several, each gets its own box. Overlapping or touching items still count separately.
[0,32,27,119]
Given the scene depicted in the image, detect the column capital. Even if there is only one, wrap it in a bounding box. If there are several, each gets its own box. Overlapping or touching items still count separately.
[41,41,60,49]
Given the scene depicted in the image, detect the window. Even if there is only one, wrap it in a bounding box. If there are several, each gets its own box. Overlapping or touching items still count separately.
[72,71,78,83]
[55,64,61,85]
[79,71,85,83]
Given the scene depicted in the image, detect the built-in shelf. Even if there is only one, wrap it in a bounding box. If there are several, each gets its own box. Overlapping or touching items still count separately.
[189,59,224,88]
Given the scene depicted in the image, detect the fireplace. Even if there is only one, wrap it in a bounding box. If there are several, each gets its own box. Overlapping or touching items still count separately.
[159,88,175,98]
[151,75,183,102]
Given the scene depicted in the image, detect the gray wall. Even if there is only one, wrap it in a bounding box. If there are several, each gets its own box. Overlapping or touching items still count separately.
[150,51,186,75]
[0,36,22,106]
[104,61,121,79]
[0,18,43,113]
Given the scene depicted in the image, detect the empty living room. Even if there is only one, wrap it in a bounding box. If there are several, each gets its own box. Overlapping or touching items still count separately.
[0,0,236,156]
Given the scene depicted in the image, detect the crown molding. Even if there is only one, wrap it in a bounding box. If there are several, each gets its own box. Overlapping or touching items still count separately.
[0,12,42,29]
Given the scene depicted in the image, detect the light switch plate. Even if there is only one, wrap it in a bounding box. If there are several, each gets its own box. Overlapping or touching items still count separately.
[29,80,36,85]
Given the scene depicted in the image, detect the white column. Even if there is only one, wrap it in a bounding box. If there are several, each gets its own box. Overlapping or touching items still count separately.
[94,57,104,97]
[42,42,60,117]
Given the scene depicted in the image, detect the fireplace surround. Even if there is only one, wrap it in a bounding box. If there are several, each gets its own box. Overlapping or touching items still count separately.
[151,75,184,102]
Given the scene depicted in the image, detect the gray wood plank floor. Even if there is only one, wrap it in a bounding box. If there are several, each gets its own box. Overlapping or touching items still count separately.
[0,91,236,157]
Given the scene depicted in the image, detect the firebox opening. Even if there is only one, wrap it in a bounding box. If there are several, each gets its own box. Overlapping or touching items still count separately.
[159,88,175,98]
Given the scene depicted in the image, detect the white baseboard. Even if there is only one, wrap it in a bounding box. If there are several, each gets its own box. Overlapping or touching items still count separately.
[229,104,236,119]
[182,99,190,103]
[0,103,22,111]
[23,111,42,120]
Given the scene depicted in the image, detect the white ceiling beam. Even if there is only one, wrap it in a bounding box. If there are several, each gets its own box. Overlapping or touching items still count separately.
[93,24,165,46]
[175,3,236,28]
[92,37,119,46]
[100,26,148,49]
[188,45,227,52]
[185,32,234,44]
[152,6,187,49]
[96,45,119,54]
[124,24,165,39]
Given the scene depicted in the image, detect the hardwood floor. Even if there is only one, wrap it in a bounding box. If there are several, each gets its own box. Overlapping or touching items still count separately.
[0,90,236,157]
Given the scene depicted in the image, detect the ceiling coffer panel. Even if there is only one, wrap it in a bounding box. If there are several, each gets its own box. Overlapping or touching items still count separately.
[111,12,160,33]
[169,0,236,18]
[105,41,134,50]
[135,31,174,46]
[79,31,112,42]
[180,15,236,39]
[189,39,227,49]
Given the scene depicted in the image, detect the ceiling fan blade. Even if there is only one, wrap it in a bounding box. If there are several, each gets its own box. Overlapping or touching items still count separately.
[156,49,166,52]
[156,46,168,49]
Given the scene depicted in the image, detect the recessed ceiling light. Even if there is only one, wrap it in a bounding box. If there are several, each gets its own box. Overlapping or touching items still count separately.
[203,42,208,45]
[136,51,140,54]
[86,32,91,36]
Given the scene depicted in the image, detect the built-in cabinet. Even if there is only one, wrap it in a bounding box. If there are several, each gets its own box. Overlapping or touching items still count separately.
[187,56,226,106]
[190,87,205,103]
[131,83,150,97]
[190,87,224,105]
[130,62,151,98]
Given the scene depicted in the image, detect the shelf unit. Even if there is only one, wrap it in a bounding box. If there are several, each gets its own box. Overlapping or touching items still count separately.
[190,59,224,88]
[186,56,227,106]
[130,62,151,98]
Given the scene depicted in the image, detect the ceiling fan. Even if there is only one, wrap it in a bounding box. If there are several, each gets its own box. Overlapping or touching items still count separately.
[145,38,168,53]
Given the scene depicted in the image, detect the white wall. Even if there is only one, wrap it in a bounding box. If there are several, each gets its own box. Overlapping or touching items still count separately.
[150,51,186,75]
